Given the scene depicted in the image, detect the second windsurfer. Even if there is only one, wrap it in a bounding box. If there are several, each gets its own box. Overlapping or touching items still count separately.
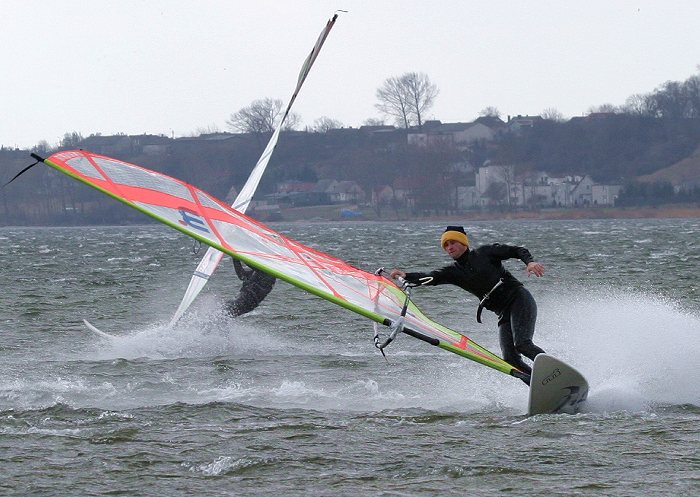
[225,259,276,317]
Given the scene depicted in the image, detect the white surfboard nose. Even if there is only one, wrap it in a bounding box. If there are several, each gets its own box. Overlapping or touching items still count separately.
[528,354,589,415]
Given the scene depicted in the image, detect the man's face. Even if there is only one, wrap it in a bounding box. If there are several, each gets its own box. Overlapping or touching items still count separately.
[443,239,468,259]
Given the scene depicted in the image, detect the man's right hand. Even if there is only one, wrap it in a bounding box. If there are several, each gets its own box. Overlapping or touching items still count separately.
[389,269,406,280]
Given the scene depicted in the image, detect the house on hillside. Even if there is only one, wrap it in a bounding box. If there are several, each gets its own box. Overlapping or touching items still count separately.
[571,175,595,205]
[269,180,326,207]
[592,184,622,205]
[372,185,394,206]
[456,185,480,209]
[358,125,396,134]
[545,176,579,206]
[134,135,171,156]
[175,133,246,145]
[329,180,366,203]
[446,122,496,146]
[475,162,517,206]
[392,177,423,209]
[407,121,498,149]
[313,179,365,204]
[78,134,172,156]
[521,183,556,207]
[80,135,133,156]
[474,115,508,131]
[276,180,316,194]
[507,115,543,133]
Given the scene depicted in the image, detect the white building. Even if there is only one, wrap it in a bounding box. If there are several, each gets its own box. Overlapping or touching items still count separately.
[408,122,498,149]
[476,163,517,206]
[456,186,480,209]
[591,184,621,205]
[570,175,595,205]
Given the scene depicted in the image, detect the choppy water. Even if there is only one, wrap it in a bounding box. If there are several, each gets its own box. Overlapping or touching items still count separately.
[1,219,699,496]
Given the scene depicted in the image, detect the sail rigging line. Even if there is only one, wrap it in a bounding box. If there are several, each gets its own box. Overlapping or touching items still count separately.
[372,268,438,358]
[374,285,410,353]
[2,158,41,188]
[169,13,340,326]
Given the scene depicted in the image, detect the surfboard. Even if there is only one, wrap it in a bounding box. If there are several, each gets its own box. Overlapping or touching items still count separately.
[528,354,589,415]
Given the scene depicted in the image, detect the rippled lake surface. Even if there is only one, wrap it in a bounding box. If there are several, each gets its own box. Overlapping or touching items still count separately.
[1,219,699,496]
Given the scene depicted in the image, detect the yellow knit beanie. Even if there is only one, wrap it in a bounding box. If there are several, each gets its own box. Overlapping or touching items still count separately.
[440,226,469,250]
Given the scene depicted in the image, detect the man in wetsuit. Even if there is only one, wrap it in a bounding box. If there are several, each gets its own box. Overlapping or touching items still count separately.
[225,258,276,317]
[390,226,546,377]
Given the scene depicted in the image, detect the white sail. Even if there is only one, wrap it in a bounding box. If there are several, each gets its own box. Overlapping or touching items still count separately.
[168,14,339,326]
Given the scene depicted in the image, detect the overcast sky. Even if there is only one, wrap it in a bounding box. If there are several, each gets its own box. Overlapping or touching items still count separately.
[4,0,700,149]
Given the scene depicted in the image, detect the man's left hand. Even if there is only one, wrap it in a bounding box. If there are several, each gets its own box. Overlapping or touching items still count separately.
[526,261,545,277]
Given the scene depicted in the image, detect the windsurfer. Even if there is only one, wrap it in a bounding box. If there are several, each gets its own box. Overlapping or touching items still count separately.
[225,259,276,317]
[390,226,546,378]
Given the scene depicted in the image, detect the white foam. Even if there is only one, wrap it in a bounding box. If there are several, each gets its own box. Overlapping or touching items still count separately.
[189,455,273,476]
[54,284,700,415]
[538,285,700,412]
[84,298,291,361]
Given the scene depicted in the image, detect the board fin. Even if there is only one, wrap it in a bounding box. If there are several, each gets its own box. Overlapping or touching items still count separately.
[527,354,588,415]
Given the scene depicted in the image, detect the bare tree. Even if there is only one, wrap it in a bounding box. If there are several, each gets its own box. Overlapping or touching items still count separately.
[33,140,53,154]
[479,106,501,118]
[541,107,565,122]
[376,76,411,128]
[191,124,222,136]
[501,164,518,208]
[283,112,302,131]
[683,73,700,118]
[587,103,619,114]
[403,72,438,128]
[226,98,301,133]
[363,117,385,126]
[375,72,438,129]
[484,181,507,207]
[621,94,656,116]
[651,81,688,118]
[60,131,83,148]
[312,116,343,133]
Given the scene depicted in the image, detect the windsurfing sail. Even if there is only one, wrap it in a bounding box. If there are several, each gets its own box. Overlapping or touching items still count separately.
[32,150,529,381]
[169,13,340,326]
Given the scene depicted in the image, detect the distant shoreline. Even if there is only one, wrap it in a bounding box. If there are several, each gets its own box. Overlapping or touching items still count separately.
[276,203,700,223]
[430,205,700,221]
[2,204,698,228]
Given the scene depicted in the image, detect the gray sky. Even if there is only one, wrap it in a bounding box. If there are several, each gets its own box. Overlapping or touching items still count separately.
[4,0,700,149]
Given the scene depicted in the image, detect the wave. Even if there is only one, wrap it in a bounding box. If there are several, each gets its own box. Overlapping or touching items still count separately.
[538,285,700,411]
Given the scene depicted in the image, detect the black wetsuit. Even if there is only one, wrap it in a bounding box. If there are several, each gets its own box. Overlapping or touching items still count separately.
[404,244,545,374]
[225,259,276,317]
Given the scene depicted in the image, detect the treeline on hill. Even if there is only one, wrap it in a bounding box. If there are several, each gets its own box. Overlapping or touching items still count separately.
[1,118,699,225]
[0,130,414,225]
[2,71,700,225]
[494,115,700,181]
